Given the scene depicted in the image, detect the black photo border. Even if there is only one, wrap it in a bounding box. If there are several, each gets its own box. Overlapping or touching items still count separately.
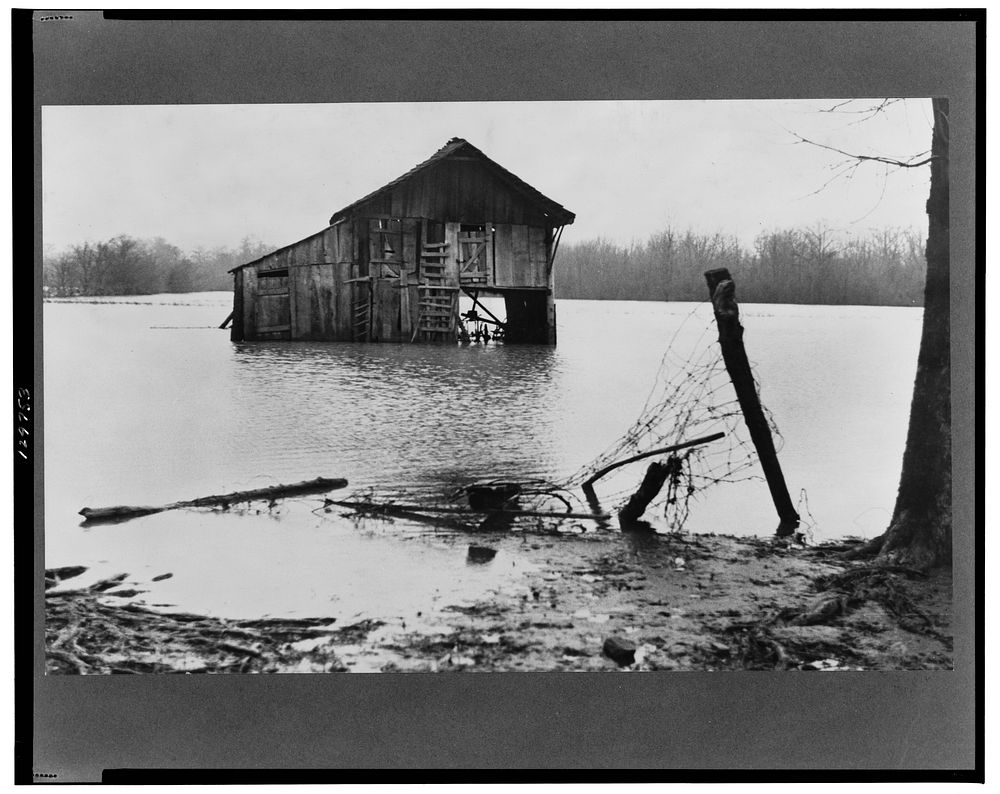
[17,9,983,783]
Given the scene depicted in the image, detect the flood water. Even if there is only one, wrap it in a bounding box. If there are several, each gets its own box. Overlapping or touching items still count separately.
[43,292,922,622]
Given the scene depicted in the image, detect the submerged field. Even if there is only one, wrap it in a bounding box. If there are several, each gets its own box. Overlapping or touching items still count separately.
[43,293,943,673]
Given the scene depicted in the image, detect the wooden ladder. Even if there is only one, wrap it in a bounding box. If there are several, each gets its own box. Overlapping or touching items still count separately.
[416,242,458,342]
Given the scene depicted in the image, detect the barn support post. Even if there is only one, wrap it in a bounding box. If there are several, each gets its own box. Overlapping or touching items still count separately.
[704,268,799,536]
[546,291,557,344]
[545,226,560,345]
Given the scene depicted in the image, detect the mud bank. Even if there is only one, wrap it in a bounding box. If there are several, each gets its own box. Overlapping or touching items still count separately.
[44,532,951,674]
[45,570,377,674]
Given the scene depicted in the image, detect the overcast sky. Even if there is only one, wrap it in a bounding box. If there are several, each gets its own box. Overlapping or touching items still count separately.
[42,99,933,256]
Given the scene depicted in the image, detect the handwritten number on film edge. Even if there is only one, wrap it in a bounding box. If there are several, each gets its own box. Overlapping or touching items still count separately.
[16,387,30,461]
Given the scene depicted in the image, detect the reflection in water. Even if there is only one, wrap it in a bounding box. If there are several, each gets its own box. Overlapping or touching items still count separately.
[621,525,665,556]
[229,340,565,498]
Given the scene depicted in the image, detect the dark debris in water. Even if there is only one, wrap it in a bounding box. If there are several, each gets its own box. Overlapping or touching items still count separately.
[467,545,498,564]
[44,566,88,590]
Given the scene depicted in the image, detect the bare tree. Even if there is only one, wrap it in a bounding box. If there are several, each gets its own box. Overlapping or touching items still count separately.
[44,252,79,295]
[816,98,951,569]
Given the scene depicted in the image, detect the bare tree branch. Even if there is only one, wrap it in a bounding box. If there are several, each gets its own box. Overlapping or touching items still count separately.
[849,162,893,224]
[819,99,857,113]
[819,98,903,124]
[790,131,937,169]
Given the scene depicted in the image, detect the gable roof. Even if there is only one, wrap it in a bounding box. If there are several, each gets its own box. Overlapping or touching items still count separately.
[327,137,576,227]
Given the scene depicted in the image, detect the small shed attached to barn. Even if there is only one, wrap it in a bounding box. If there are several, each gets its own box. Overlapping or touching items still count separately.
[228,138,575,344]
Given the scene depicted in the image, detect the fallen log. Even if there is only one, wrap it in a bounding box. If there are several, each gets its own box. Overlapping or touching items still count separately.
[581,432,725,494]
[79,476,348,524]
[328,501,473,532]
[331,499,610,522]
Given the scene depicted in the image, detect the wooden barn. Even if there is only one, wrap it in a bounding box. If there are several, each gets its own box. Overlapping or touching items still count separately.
[228,138,575,344]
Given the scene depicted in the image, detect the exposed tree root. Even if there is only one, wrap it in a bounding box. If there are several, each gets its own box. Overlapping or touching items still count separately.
[841,533,886,560]
[876,515,951,570]
[814,565,935,633]
[768,563,940,640]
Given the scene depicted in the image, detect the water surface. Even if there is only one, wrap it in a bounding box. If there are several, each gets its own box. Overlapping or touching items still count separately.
[43,293,921,619]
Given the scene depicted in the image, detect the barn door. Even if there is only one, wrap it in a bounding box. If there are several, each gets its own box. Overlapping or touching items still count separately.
[457,224,493,287]
[255,269,291,339]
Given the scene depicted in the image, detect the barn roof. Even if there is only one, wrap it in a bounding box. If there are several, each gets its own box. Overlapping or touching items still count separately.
[327,137,576,227]
[230,138,575,273]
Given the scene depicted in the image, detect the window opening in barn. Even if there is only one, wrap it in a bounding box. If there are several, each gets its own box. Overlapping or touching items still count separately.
[257,269,289,292]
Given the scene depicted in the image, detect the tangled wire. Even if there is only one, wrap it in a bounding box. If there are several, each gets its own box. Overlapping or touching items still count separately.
[562,303,786,531]
[333,301,792,536]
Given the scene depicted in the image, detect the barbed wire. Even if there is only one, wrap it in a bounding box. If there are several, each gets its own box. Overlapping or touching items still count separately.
[330,299,784,535]
[560,301,784,530]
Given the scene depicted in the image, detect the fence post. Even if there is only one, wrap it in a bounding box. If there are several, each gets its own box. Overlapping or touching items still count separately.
[704,268,799,536]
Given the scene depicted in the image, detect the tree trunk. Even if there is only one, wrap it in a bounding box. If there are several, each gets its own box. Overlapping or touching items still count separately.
[872,97,951,568]
[618,462,670,526]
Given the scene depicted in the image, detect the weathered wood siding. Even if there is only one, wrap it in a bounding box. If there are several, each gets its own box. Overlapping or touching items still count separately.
[237,222,359,341]
[231,270,245,341]
[292,264,340,339]
[402,217,419,275]
[444,223,462,283]
[242,267,258,339]
[493,223,550,288]
[334,261,354,338]
[234,148,567,343]
[250,224,354,271]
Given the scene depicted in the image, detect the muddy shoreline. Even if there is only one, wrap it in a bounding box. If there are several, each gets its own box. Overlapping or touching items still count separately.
[45,530,952,673]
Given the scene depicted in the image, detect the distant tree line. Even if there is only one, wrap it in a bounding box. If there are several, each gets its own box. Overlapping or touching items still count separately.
[43,235,275,296]
[555,225,927,306]
[45,225,927,306]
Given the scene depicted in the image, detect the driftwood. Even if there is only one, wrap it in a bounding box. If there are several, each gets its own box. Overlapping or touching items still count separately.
[581,432,725,494]
[79,477,348,524]
[331,499,610,522]
[328,501,474,532]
